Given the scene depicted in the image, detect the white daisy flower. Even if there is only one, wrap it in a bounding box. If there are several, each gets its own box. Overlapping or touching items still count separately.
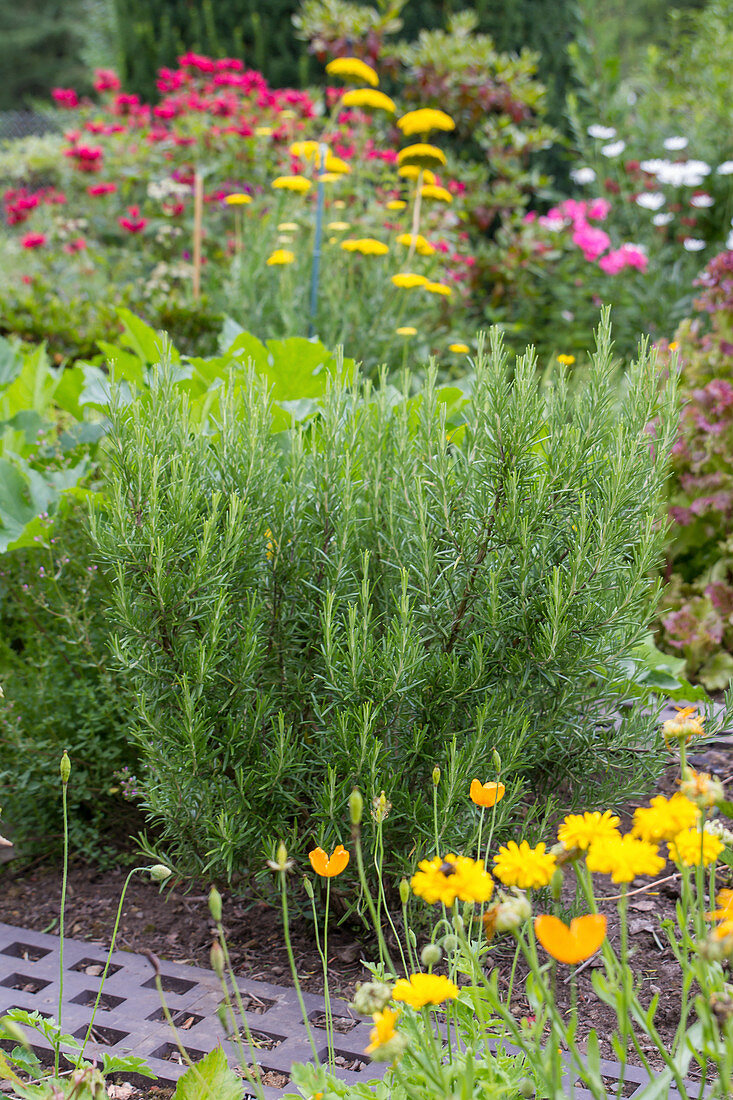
[601,140,626,158]
[690,193,714,208]
[588,125,616,140]
[570,166,596,185]
[683,238,706,251]
[717,161,733,175]
[663,136,688,151]
[635,192,665,210]
[652,212,674,226]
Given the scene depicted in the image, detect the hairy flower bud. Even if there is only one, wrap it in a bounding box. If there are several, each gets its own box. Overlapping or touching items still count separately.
[550,867,564,901]
[267,842,294,873]
[349,789,363,826]
[372,790,391,823]
[216,1003,230,1032]
[492,749,502,773]
[432,766,441,787]
[680,767,724,809]
[420,942,442,969]
[351,980,392,1015]
[518,1078,535,1098]
[210,940,225,978]
[367,1031,408,1063]
[303,875,314,899]
[399,878,410,906]
[60,751,71,785]
[149,864,172,884]
[441,933,459,954]
[208,885,222,921]
[495,890,532,932]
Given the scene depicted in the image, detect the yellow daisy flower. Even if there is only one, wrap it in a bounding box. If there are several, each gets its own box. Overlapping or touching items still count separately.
[558,810,621,851]
[396,326,417,336]
[341,237,389,255]
[224,193,252,205]
[386,199,407,210]
[493,841,556,890]
[669,828,723,868]
[411,853,493,906]
[557,353,575,365]
[392,973,458,1009]
[424,281,452,296]
[586,833,665,884]
[448,343,470,354]
[396,232,435,256]
[365,1007,401,1055]
[632,793,699,843]
[398,166,436,184]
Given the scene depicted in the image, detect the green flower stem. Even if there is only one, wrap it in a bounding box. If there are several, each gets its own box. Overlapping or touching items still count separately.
[376,825,408,976]
[353,823,396,975]
[215,923,267,1100]
[279,871,321,1065]
[55,777,69,1078]
[309,881,334,1069]
[153,972,213,1096]
[401,898,419,973]
[77,866,148,1066]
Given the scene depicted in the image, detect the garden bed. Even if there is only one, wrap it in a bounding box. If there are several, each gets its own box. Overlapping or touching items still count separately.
[1,738,732,1096]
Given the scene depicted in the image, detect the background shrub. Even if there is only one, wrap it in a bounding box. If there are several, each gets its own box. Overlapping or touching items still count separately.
[0,503,138,863]
[91,316,676,888]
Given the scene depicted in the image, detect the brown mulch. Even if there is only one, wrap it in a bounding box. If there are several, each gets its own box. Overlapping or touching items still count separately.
[1,744,732,1096]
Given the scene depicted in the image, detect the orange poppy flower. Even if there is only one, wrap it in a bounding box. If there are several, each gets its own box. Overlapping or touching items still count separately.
[534,913,607,965]
[309,844,350,878]
[470,779,506,808]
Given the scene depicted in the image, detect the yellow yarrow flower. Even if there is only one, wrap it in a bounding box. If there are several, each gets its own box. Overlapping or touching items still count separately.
[289,140,320,160]
[341,88,396,113]
[632,793,699,843]
[411,853,493,905]
[324,154,350,175]
[341,237,389,256]
[386,199,407,210]
[421,184,453,203]
[557,353,575,366]
[558,810,621,851]
[326,221,350,231]
[392,273,429,289]
[669,827,723,868]
[392,973,458,1009]
[272,175,312,194]
[448,343,470,354]
[586,833,665,884]
[398,166,436,184]
[266,249,295,266]
[277,222,300,232]
[224,193,252,205]
[396,232,435,256]
[254,126,272,137]
[397,144,446,170]
[493,841,556,890]
[424,281,452,296]
[318,172,344,183]
[397,108,456,138]
[396,326,417,336]
[325,57,379,87]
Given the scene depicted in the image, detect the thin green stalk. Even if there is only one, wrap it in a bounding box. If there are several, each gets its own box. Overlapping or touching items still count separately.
[375,825,408,976]
[56,774,69,1077]
[214,928,267,1100]
[353,824,396,974]
[153,971,213,1096]
[280,871,321,1064]
[77,866,148,1065]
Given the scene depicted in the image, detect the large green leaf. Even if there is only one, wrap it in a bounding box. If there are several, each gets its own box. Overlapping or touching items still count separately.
[0,456,89,552]
[117,308,180,365]
[0,337,22,391]
[172,1047,244,1100]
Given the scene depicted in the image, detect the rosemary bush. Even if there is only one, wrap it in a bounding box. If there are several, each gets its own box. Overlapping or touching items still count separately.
[92,316,677,885]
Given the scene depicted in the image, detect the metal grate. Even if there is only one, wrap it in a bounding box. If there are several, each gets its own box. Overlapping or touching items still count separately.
[0,921,710,1098]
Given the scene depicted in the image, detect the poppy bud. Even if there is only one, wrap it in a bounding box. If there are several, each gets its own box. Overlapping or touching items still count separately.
[441,934,459,954]
[303,875,314,899]
[399,878,410,906]
[492,749,502,773]
[351,980,392,1015]
[518,1078,535,1097]
[550,867,564,901]
[432,766,441,786]
[217,1004,230,1031]
[60,751,71,784]
[210,940,225,978]
[208,885,222,921]
[420,943,442,968]
[349,789,363,826]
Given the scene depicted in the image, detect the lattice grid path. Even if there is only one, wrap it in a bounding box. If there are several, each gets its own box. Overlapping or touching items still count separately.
[0,920,707,1098]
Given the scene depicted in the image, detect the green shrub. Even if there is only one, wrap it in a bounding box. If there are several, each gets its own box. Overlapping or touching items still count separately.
[90,314,676,887]
[0,503,138,863]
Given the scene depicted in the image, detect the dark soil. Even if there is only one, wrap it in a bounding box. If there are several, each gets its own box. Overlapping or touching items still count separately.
[1,743,732,1097]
